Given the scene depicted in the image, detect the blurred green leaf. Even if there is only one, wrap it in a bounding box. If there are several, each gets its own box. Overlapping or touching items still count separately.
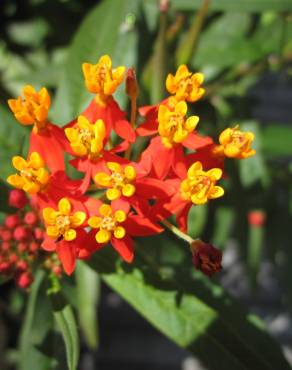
[19,271,64,370]
[52,295,79,370]
[212,207,234,249]
[88,240,291,370]
[188,204,207,238]
[170,0,292,12]
[262,125,292,156]
[7,18,49,47]
[239,121,269,188]
[52,0,141,124]
[247,216,265,291]
[76,261,100,349]
[0,105,28,180]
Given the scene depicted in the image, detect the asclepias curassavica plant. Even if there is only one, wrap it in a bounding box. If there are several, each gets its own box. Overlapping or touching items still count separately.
[0,18,289,370]
[0,54,291,370]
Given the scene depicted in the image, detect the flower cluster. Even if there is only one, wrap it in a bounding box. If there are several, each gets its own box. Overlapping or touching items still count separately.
[6,55,256,277]
[0,190,62,289]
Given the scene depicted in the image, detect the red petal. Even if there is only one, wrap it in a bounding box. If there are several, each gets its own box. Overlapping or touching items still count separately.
[112,235,134,263]
[136,178,175,199]
[136,118,158,136]
[172,146,187,179]
[30,124,65,172]
[112,198,130,214]
[125,215,163,236]
[56,240,77,275]
[113,120,136,142]
[176,203,192,232]
[41,237,56,251]
[183,132,213,150]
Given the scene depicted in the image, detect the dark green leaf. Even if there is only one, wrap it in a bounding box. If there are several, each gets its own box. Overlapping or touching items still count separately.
[52,0,141,123]
[262,125,292,156]
[0,105,28,180]
[88,236,291,370]
[76,261,100,349]
[51,292,79,370]
[239,121,269,188]
[170,0,292,12]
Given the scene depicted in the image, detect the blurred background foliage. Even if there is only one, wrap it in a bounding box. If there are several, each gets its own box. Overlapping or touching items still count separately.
[1,0,292,369]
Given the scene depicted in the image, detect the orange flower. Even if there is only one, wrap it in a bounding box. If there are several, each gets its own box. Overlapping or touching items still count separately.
[217,125,256,159]
[166,65,205,102]
[82,55,125,104]
[7,152,50,194]
[8,85,50,133]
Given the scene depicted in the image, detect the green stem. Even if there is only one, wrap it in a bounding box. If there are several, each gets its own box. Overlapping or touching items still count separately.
[161,219,194,244]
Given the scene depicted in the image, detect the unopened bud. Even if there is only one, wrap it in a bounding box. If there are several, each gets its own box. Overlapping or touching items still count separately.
[24,212,38,226]
[126,68,138,99]
[248,210,266,227]
[191,239,222,277]
[8,189,28,209]
[15,271,33,289]
[13,226,30,241]
[5,214,20,229]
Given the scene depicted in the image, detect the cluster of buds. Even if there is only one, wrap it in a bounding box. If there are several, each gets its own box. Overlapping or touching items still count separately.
[0,189,62,289]
[5,55,256,277]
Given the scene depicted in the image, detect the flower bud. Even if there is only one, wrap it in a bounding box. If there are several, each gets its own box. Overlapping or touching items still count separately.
[4,214,20,229]
[191,240,222,277]
[2,229,12,242]
[29,241,39,253]
[24,212,38,226]
[8,189,28,209]
[16,260,29,272]
[17,242,28,253]
[0,261,11,274]
[15,271,33,289]
[126,68,138,99]
[248,210,266,228]
[1,242,11,252]
[34,227,44,241]
[13,226,29,241]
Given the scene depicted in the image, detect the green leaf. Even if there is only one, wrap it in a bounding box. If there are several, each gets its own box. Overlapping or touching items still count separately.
[18,270,65,370]
[88,237,291,370]
[51,293,79,370]
[0,105,28,180]
[170,0,292,12]
[76,261,100,349]
[52,0,141,124]
[247,215,265,292]
[262,125,292,156]
[212,207,234,249]
[239,121,269,188]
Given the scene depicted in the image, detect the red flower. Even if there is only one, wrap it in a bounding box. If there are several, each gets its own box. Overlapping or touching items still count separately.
[87,202,163,263]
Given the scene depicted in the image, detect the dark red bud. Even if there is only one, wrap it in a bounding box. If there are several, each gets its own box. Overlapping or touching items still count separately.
[1,242,11,252]
[126,68,138,98]
[29,241,39,253]
[34,228,44,241]
[191,240,222,277]
[0,261,11,274]
[17,242,28,253]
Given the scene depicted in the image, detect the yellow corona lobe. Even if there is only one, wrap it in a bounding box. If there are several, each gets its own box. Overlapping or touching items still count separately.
[218,125,256,159]
[88,204,127,244]
[180,161,224,205]
[166,65,205,102]
[7,152,50,194]
[82,55,125,104]
[158,100,199,148]
[94,162,136,200]
[8,85,50,132]
[65,115,105,159]
[43,198,86,242]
